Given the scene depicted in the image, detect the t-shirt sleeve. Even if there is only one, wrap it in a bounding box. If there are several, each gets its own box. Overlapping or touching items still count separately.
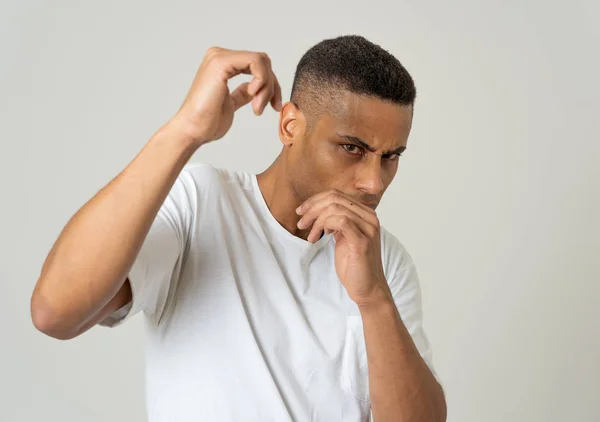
[99,169,196,328]
[381,229,442,386]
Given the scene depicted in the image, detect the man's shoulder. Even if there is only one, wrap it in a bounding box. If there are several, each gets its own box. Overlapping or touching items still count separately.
[181,162,231,183]
[174,162,254,215]
[379,226,415,274]
[379,226,405,253]
[179,162,248,192]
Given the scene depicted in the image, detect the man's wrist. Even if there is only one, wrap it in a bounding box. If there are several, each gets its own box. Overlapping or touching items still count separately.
[355,281,395,313]
[162,115,208,150]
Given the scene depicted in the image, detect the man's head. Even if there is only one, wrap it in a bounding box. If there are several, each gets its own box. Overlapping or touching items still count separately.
[278,35,416,210]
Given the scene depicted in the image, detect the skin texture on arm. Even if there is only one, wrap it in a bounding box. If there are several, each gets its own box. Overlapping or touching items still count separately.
[70,279,132,338]
[359,293,446,421]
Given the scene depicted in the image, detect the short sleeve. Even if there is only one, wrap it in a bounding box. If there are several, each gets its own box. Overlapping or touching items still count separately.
[99,169,195,328]
[381,229,442,386]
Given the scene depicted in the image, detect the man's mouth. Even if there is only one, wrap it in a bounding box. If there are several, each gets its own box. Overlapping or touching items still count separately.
[361,201,379,209]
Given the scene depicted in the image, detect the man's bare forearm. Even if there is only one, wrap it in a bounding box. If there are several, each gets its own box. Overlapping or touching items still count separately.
[31,120,198,338]
[359,286,446,422]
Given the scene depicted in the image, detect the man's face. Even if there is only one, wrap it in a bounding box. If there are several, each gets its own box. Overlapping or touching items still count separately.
[285,91,413,210]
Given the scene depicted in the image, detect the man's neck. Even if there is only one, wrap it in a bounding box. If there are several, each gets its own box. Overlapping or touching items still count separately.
[256,158,312,241]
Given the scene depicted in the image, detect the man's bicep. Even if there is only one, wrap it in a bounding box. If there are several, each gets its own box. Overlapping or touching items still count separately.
[99,211,184,327]
[97,168,196,329]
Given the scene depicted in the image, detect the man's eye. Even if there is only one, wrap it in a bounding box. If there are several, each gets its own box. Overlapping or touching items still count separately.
[384,153,401,161]
[342,144,362,154]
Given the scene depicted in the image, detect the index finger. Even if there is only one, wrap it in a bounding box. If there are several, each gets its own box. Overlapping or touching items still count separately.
[270,72,283,111]
[296,190,338,214]
[215,49,273,96]
[297,190,373,215]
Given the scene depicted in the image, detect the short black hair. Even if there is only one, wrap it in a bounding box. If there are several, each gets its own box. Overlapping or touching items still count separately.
[290,35,416,133]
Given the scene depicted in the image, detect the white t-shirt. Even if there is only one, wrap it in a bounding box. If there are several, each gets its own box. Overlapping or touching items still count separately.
[101,163,437,422]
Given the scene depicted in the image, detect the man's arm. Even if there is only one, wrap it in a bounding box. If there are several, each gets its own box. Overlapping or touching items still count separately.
[295,191,446,421]
[30,47,282,340]
[360,291,446,422]
[31,123,198,339]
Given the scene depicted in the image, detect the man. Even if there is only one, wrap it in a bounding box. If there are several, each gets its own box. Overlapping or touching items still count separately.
[31,35,446,421]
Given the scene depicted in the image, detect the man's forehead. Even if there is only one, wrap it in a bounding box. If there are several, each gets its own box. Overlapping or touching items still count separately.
[331,110,410,148]
[332,95,411,129]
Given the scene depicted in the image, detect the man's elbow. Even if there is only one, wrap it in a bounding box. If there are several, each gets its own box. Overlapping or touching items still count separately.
[30,290,79,340]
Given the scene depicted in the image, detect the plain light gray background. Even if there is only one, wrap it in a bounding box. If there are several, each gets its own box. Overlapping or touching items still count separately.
[2,1,599,421]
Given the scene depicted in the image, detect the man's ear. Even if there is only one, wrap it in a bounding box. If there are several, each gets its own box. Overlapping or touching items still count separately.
[278,102,306,147]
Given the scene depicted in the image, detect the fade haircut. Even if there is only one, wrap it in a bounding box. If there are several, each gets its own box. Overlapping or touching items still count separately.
[290,35,416,135]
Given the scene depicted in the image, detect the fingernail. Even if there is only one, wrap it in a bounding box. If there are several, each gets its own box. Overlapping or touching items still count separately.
[297,218,304,229]
[296,206,302,214]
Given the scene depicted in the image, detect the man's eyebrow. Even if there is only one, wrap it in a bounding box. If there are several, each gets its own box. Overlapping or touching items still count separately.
[337,134,406,155]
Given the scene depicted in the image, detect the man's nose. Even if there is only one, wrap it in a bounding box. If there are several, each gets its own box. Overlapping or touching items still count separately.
[356,161,384,196]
